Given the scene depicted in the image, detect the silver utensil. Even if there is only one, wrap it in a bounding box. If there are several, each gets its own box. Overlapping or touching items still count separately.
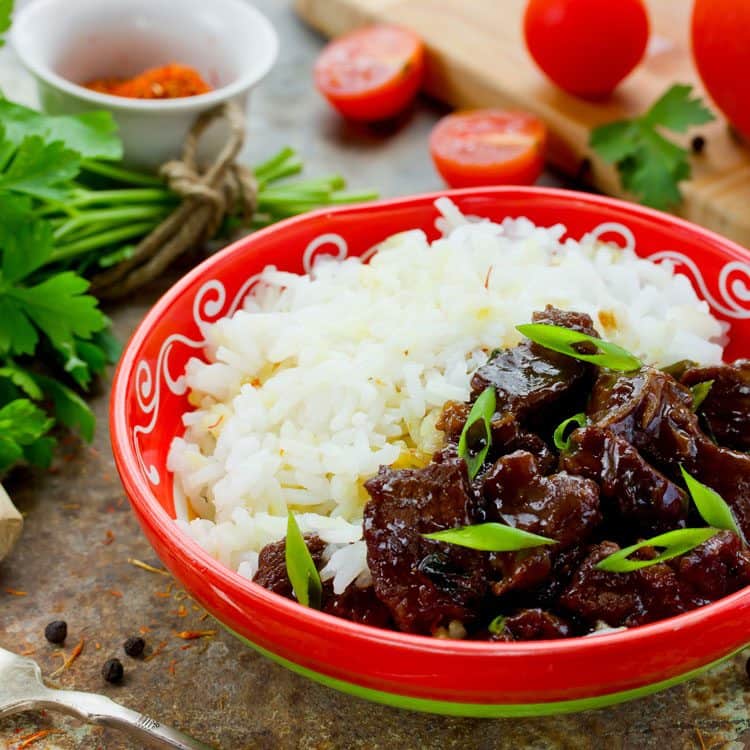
[0,646,213,749]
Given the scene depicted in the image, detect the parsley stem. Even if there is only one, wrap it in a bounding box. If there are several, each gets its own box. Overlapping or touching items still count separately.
[80,159,165,187]
[51,221,160,261]
[66,188,176,208]
[53,205,172,240]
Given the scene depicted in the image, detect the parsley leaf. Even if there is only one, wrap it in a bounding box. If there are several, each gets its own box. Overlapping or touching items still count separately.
[0,398,54,472]
[0,99,122,161]
[0,133,80,201]
[0,0,11,47]
[33,374,95,442]
[590,84,715,210]
[5,272,107,355]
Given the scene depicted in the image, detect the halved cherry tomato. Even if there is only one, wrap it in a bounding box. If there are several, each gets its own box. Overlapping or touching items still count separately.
[314,25,425,122]
[524,0,649,99]
[429,110,547,188]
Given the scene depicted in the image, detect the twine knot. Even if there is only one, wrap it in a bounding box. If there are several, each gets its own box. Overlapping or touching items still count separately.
[92,100,256,299]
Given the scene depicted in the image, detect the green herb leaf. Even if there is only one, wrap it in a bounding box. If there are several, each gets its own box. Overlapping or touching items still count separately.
[590,84,715,210]
[285,512,322,609]
[661,359,698,380]
[488,615,506,636]
[553,412,586,452]
[457,387,496,479]
[0,364,42,400]
[596,527,720,573]
[0,203,55,283]
[690,380,713,412]
[33,374,95,442]
[423,522,556,552]
[0,0,11,47]
[6,271,107,355]
[516,324,642,371]
[23,435,55,469]
[0,133,80,201]
[0,397,54,472]
[0,100,123,161]
[644,84,715,132]
[680,466,742,538]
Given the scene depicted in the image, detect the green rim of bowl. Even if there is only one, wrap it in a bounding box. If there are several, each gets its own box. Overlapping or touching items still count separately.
[226,626,746,717]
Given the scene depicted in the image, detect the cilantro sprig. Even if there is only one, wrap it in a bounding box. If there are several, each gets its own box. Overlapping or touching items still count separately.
[590,84,715,210]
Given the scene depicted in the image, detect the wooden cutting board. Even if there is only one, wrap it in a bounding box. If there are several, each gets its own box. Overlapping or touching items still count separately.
[295,0,750,248]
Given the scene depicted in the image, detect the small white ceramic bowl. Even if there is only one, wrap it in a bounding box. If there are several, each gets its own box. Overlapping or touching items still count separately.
[12,0,278,169]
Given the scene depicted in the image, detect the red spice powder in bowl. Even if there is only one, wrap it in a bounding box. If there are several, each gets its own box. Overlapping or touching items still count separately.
[85,63,213,100]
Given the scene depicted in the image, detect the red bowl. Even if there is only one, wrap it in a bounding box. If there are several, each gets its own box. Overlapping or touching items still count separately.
[111,187,750,716]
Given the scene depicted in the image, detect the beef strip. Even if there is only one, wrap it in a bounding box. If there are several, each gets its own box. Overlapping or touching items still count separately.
[481,450,601,596]
[668,530,750,605]
[437,405,556,475]
[681,360,750,452]
[323,584,394,628]
[470,306,599,424]
[363,454,488,634]
[558,542,687,627]
[254,535,393,626]
[588,367,750,539]
[489,608,573,641]
[253,535,327,599]
[561,425,688,535]
[482,451,601,548]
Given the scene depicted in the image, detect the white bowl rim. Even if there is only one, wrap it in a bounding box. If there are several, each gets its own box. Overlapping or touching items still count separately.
[10,0,279,113]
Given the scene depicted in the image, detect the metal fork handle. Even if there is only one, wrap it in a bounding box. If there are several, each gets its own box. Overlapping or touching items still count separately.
[11,687,213,750]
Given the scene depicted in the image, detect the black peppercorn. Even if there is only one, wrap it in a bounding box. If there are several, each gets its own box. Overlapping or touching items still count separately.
[691,135,706,154]
[745,656,750,682]
[102,657,124,684]
[124,636,146,658]
[44,620,67,645]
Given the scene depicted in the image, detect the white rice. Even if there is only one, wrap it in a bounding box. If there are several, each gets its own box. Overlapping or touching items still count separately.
[168,200,726,593]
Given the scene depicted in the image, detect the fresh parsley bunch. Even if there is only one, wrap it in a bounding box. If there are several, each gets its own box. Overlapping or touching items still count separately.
[0,104,123,473]
[590,84,715,210]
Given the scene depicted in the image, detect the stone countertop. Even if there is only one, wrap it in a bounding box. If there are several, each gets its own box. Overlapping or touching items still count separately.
[2,2,750,749]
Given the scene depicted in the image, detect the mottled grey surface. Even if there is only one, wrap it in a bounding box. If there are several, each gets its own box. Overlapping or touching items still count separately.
[1,2,750,749]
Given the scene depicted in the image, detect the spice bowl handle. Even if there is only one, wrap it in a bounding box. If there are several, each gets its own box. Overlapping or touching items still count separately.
[29,687,214,750]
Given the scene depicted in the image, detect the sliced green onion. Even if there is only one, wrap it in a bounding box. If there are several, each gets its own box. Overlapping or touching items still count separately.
[661,360,698,379]
[457,387,496,480]
[423,522,556,552]
[690,380,714,412]
[488,615,506,636]
[285,512,322,609]
[680,466,742,538]
[595,527,720,573]
[553,412,586,452]
[516,324,642,372]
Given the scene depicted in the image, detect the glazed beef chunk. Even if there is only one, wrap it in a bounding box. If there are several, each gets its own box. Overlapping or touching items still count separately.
[481,451,600,596]
[560,532,750,628]
[681,360,750,452]
[558,542,687,627]
[470,306,599,424]
[482,451,601,548]
[363,455,488,634]
[254,535,327,599]
[669,530,750,604]
[489,608,573,641]
[561,426,688,535]
[253,535,392,626]
[588,367,750,539]
[323,583,394,628]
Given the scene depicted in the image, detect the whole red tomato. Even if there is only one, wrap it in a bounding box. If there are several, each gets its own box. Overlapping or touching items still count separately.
[523,0,649,99]
[692,0,750,140]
